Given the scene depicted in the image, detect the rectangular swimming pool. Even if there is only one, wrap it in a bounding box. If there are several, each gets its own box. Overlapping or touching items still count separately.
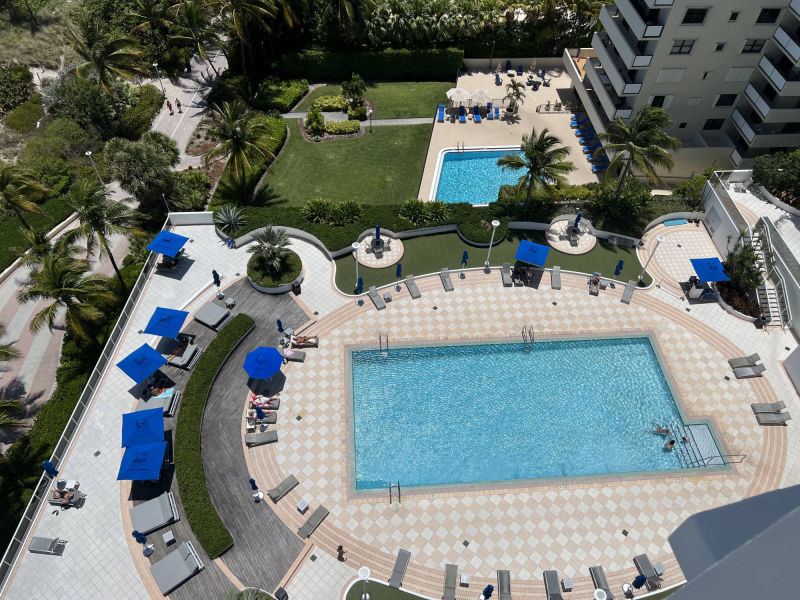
[433,149,523,205]
[350,337,719,490]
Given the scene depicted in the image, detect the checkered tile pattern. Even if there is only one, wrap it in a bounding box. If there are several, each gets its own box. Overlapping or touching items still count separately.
[356,236,404,268]
[642,223,721,285]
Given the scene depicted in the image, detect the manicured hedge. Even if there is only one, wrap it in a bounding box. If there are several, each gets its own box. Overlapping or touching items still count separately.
[311,95,348,112]
[324,120,360,135]
[120,85,164,140]
[348,105,367,121]
[276,48,464,81]
[254,77,309,113]
[5,93,43,131]
[175,313,255,558]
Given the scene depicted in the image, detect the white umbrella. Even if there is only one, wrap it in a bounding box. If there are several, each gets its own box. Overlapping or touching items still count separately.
[470,89,493,105]
[446,88,471,103]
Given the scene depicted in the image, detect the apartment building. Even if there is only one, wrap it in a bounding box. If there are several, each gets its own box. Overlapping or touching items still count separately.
[563,1,800,180]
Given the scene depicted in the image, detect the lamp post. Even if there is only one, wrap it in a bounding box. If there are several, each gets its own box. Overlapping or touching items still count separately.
[638,234,665,281]
[484,219,501,271]
[85,151,104,186]
[161,192,171,214]
[152,62,166,98]
[489,39,496,70]
[352,241,361,290]
[367,109,373,133]
[358,566,371,600]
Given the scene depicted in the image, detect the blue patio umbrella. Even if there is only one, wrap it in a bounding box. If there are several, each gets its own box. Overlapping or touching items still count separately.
[41,461,58,478]
[396,262,402,279]
[276,319,284,332]
[146,231,189,258]
[690,257,730,282]
[574,212,582,229]
[143,307,189,339]
[255,405,266,420]
[121,408,164,447]
[243,347,283,380]
[615,259,624,276]
[117,344,167,384]
[514,240,551,266]
[461,250,469,267]
[375,225,381,241]
[117,441,167,480]
[212,269,221,287]
[357,276,363,294]
[132,530,147,544]
[249,477,259,491]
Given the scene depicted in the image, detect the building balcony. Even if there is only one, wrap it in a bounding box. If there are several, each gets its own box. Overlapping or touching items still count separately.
[759,55,800,96]
[731,108,800,148]
[591,33,643,96]
[614,0,663,39]
[790,0,800,20]
[583,57,634,120]
[774,26,800,65]
[599,7,653,68]
[744,83,800,123]
[642,0,673,6]
[563,49,608,135]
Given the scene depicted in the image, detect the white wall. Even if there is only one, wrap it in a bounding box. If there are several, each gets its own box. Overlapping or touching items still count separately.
[702,182,742,258]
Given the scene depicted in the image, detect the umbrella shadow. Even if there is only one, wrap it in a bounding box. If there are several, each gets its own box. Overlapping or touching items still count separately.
[152,257,195,281]
[128,430,175,501]
[248,372,287,397]
[514,263,545,289]
[127,371,177,398]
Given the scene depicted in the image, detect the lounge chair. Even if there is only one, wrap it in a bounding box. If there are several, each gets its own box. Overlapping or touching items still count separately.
[297,505,329,538]
[440,268,454,292]
[495,73,502,86]
[368,286,387,310]
[405,275,421,299]
[733,364,766,378]
[281,349,306,363]
[494,107,500,119]
[150,541,204,595]
[497,570,512,600]
[443,563,457,600]
[29,536,66,555]
[633,554,664,591]
[551,266,561,290]
[589,566,615,600]
[516,64,524,76]
[589,281,599,296]
[487,103,494,120]
[543,570,564,600]
[473,106,482,123]
[194,301,232,331]
[389,549,411,589]
[458,106,466,123]
[621,280,636,304]
[249,411,277,425]
[728,353,761,369]
[291,336,319,348]
[756,412,791,425]
[751,400,786,414]
[501,263,513,287]
[571,117,589,127]
[164,341,201,370]
[245,431,278,446]
[268,474,299,502]
[137,388,181,417]
[130,492,179,534]
[437,104,445,122]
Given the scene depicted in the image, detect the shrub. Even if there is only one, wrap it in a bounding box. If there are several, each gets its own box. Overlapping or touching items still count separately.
[247,250,302,287]
[0,64,33,114]
[4,93,43,131]
[17,117,92,194]
[347,105,367,121]
[399,199,451,226]
[324,120,360,135]
[311,95,348,112]
[176,313,254,558]
[214,204,247,233]
[341,73,366,106]
[304,109,324,136]
[300,197,331,223]
[206,73,251,107]
[327,199,363,226]
[47,76,115,136]
[176,169,212,210]
[254,77,308,112]
[672,167,715,210]
[120,85,163,140]
[752,149,800,206]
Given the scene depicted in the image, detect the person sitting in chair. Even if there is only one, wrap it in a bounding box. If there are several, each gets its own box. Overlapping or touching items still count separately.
[291,335,319,347]
[52,489,76,503]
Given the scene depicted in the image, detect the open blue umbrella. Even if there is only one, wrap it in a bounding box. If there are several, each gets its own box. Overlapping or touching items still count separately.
[117,441,167,480]
[357,276,363,294]
[690,257,730,282]
[243,347,283,380]
[514,240,550,266]
[375,225,381,241]
[146,231,189,258]
[212,269,221,287]
[396,263,402,279]
[121,408,164,447]
[144,307,189,339]
[461,250,469,267]
[615,259,624,276]
[117,344,167,384]
[574,213,582,229]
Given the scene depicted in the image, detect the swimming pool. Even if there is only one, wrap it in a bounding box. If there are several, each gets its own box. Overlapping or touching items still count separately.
[432,148,523,205]
[350,337,719,490]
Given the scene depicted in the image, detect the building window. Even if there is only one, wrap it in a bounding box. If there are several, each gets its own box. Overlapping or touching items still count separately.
[756,8,781,24]
[682,8,708,25]
[703,119,725,130]
[741,39,766,54]
[715,94,737,107]
[699,71,712,80]
[782,122,800,133]
[651,95,666,108]
[670,40,695,55]
[729,11,739,22]
[714,42,725,52]
[678,122,687,128]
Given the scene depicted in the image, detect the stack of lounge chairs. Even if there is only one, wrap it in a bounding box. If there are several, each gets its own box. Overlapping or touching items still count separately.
[389,549,411,589]
[752,400,791,425]
[729,353,765,379]
[194,301,232,331]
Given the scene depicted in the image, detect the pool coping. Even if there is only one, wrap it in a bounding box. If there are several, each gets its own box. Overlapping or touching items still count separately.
[428,145,523,204]
[342,330,732,501]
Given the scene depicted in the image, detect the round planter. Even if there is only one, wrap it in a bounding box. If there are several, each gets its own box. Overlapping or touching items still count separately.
[248,270,304,294]
[716,291,758,323]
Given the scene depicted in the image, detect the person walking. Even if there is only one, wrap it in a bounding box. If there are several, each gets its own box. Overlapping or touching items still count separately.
[166,100,174,115]
[175,98,182,114]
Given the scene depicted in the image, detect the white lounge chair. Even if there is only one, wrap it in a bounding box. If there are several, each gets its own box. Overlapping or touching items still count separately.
[28,536,66,555]
[551,265,561,290]
[751,401,785,414]
[733,364,766,378]
[130,492,179,534]
[150,541,204,595]
[405,275,421,299]
[389,549,411,589]
[501,263,513,287]
[368,286,386,310]
[440,268,454,292]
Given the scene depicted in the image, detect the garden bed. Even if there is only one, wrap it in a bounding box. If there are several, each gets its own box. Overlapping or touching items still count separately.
[717,283,761,318]
[297,118,363,142]
[247,250,303,289]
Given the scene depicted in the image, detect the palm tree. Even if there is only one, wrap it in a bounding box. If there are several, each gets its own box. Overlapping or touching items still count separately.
[497,127,575,201]
[204,100,277,200]
[597,105,682,197]
[0,162,49,230]
[66,179,142,294]
[171,1,220,75]
[0,324,21,362]
[223,588,272,600]
[210,0,277,75]
[247,226,290,275]
[65,10,148,96]
[128,0,174,33]
[13,228,85,270]
[0,399,26,431]
[17,256,113,340]
[505,79,526,113]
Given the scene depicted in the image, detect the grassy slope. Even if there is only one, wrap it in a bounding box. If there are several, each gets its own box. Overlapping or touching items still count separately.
[0,197,75,270]
[294,81,451,119]
[259,120,431,207]
[334,230,650,292]
[0,5,74,70]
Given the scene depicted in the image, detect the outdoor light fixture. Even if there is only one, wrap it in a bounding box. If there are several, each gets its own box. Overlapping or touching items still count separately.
[485,219,501,270]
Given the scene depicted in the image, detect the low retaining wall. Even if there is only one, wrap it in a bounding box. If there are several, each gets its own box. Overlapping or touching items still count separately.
[247,270,304,294]
[644,212,706,233]
[757,186,800,218]
[716,292,759,323]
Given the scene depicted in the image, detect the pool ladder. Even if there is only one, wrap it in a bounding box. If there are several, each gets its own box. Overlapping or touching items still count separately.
[521,324,534,349]
[378,331,389,354]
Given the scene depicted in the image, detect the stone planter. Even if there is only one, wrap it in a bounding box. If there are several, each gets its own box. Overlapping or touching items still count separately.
[248,269,304,295]
[716,291,758,323]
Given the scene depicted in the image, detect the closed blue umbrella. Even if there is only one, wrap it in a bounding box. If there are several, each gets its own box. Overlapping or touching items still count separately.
[41,461,58,478]
[375,225,381,241]
[249,477,259,491]
[117,344,167,384]
[396,262,402,279]
[632,575,647,589]
[615,259,624,276]
[461,250,469,267]
[357,276,363,294]
[212,269,221,287]
[243,347,283,380]
[574,213,582,229]
[121,408,164,447]
[482,584,494,598]
[117,441,167,480]
[277,319,284,332]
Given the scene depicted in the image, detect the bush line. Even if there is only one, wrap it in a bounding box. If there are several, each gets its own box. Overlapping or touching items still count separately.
[175,313,255,558]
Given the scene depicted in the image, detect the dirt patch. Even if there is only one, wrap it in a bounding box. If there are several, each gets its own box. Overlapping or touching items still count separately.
[297,118,364,143]
[185,113,218,156]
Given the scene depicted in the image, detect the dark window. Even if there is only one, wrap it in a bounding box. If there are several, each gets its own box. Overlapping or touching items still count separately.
[714,42,725,52]
[678,122,687,128]
[756,8,781,24]
[682,8,708,24]
[700,71,712,80]
[703,119,725,130]
[715,94,737,107]
[651,95,666,108]
[782,122,800,133]
[742,39,766,53]
[670,40,695,55]
[729,11,739,22]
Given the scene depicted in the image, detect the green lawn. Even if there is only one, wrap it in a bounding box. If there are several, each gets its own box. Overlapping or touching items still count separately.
[294,81,452,119]
[259,120,431,206]
[346,581,421,600]
[334,230,650,292]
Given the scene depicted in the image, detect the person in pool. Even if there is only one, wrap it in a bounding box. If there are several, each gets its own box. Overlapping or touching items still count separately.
[651,422,670,435]
[664,440,676,451]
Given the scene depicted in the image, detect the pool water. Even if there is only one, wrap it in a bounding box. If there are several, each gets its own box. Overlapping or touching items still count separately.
[350,337,714,490]
[434,149,523,204]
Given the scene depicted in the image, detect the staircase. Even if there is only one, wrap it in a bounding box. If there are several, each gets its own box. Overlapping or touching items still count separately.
[744,230,782,326]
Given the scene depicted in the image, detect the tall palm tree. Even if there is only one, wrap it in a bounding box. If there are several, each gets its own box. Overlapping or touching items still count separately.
[597,105,682,197]
[17,256,113,340]
[128,0,175,33]
[66,179,142,294]
[0,162,49,231]
[497,127,575,201]
[65,10,148,96]
[171,1,220,75]
[505,79,526,112]
[0,324,21,362]
[210,0,276,75]
[247,226,290,275]
[204,100,277,200]
[13,228,85,270]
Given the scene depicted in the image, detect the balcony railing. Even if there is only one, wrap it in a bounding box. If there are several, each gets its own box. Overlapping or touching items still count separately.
[760,55,789,91]
[744,84,771,119]
[774,26,800,64]
[642,0,673,6]
[615,0,663,39]
[592,33,642,95]
[730,148,743,167]
[583,57,633,120]
[791,0,800,20]
[731,109,756,144]
[599,7,653,68]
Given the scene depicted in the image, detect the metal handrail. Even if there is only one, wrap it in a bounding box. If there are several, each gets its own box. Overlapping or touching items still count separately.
[688,454,747,467]
[757,218,793,328]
